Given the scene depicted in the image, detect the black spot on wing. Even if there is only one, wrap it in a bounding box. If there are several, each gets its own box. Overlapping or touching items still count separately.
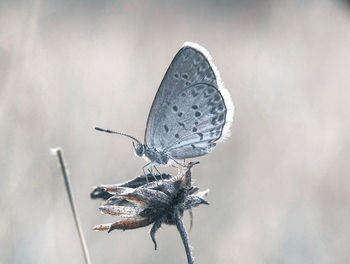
[182,73,188,80]
[197,133,203,141]
[191,90,199,97]
[196,84,205,91]
[214,94,221,102]
[178,122,186,129]
[207,87,215,94]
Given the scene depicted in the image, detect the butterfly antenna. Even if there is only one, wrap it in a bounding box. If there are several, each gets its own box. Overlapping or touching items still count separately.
[95,127,142,145]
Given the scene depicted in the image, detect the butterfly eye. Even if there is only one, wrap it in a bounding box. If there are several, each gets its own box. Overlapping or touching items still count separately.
[133,142,144,157]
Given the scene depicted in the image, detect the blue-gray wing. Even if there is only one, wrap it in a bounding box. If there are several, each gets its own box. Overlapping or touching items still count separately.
[144,42,234,159]
[162,83,227,159]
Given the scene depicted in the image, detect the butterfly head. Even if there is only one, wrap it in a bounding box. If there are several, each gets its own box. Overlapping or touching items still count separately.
[133,142,145,157]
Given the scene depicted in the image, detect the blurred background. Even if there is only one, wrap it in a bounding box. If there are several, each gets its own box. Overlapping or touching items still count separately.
[1,0,350,263]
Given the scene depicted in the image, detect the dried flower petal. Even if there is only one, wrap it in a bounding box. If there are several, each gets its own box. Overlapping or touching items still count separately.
[91,162,208,264]
[99,205,143,217]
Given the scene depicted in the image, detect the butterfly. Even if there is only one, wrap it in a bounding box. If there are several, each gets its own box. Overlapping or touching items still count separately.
[96,42,234,174]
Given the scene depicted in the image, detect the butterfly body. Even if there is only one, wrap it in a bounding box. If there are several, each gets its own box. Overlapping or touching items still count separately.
[142,145,170,165]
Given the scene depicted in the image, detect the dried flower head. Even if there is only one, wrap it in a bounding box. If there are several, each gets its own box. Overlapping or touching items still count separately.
[91,162,209,264]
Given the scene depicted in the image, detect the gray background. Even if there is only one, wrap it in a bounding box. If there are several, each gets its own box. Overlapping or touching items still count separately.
[1,0,350,263]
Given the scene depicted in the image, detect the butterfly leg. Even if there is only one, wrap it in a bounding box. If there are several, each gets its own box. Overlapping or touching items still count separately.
[151,167,159,182]
[144,162,158,182]
[142,162,152,183]
[142,163,150,175]
[153,165,163,180]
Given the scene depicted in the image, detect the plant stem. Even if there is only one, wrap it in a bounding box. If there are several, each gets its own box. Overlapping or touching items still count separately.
[175,210,194,264]
[52,147,91,264]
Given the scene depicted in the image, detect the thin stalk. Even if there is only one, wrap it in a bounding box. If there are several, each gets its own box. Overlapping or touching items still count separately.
[175,210,194,264]
[52,148,91,264]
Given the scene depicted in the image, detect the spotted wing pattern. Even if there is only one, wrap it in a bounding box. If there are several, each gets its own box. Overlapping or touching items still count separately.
[144,42,233,159]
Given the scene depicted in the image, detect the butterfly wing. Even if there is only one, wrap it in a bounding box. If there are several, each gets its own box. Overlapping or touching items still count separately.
[144,42,234,159]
